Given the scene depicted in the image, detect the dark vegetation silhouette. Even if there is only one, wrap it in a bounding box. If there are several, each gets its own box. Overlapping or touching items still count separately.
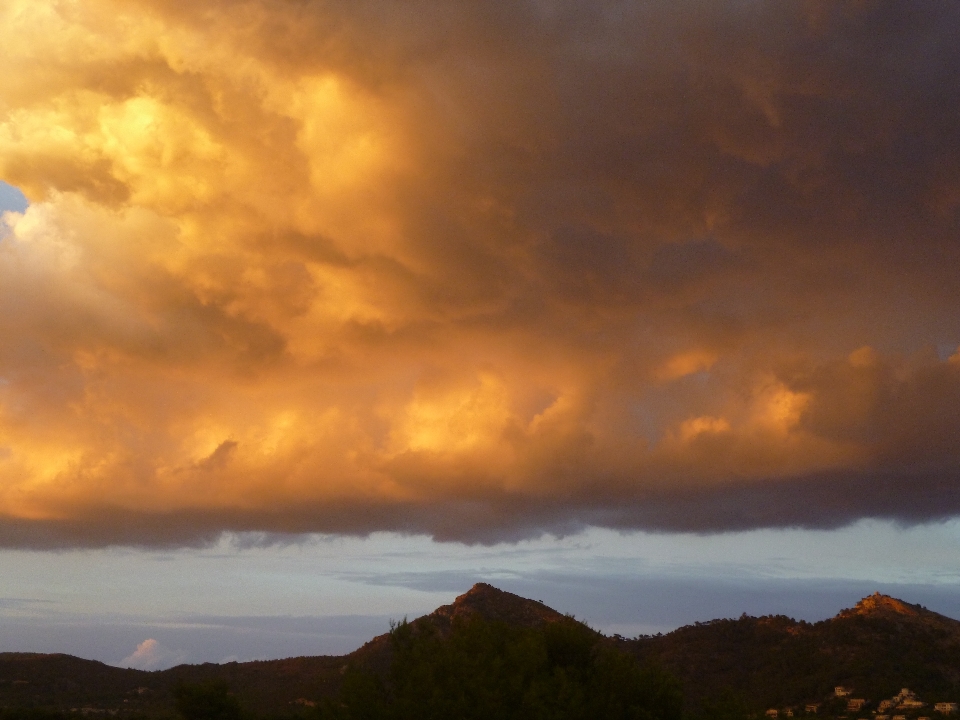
[0,590,959,720]
[173,681,243,720]
[630,597,960,716]
[0,710,71,720]
[695,688,752,720]
[316,615,683,720]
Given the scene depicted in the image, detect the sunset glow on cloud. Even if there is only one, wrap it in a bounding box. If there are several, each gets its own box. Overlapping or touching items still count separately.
[1,0,960,546]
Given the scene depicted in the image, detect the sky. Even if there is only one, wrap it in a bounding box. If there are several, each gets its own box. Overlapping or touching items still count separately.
[1,0,960,669]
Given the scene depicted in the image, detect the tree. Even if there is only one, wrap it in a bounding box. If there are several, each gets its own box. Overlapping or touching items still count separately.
[173,680,243,720]
[327,615,683,720]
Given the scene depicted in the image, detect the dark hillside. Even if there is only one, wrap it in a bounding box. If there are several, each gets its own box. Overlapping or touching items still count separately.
[626,593,960,714]
[0,584,567,717]
[1,589,959,719]
[0,654,147,711]
[347,582,567,673]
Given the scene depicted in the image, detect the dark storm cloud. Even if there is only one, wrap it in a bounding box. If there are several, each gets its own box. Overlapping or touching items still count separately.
[0,0,959,546]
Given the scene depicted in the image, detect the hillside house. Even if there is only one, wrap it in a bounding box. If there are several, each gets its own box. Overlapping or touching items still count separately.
[893,714,907,720]
[900,701,926,710]
[935,705,958,714]
[836,688,853,698]
[806,704,821,714]
[847,699,866,712]
[766,710,779,718]
[880,701,896,712]
[876,715,889,720]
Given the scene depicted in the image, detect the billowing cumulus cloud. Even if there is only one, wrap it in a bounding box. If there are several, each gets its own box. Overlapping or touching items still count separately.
[119,638,185,670]
[1,0,960,547]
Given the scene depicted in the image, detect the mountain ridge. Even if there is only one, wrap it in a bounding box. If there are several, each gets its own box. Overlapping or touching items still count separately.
[626,590,960,712]
[1,586,958,716]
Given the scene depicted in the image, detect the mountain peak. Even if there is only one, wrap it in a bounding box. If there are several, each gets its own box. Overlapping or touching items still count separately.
[846,592,922,618]
[348,583,568,668]
[835,593,960,636]
[431,583,565,629]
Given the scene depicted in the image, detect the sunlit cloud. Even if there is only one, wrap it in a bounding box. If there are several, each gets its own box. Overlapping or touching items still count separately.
[0,1,959,546]
[118,637,186,670]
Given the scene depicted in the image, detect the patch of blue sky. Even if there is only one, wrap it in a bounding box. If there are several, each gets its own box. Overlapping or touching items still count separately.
[0,181,28,214]
[937,342,960,361]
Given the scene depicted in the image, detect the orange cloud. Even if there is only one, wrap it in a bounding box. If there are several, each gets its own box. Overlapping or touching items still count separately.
[656,351,719,382]
[1,1,960,546]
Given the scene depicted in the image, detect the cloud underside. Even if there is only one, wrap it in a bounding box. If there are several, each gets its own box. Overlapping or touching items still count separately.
[1,0,960,546]
[2,468,960,548]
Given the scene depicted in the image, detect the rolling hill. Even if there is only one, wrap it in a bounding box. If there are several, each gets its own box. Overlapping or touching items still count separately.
[0,587,958,717]
[625,592,960,713]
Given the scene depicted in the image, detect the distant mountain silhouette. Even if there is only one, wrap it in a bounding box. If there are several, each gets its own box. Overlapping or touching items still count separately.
[625,591,960,713]
[343,582,569,676]
[0,587,958,717]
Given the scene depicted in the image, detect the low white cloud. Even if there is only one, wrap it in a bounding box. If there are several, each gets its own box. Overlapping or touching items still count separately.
[118,638,187,670]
